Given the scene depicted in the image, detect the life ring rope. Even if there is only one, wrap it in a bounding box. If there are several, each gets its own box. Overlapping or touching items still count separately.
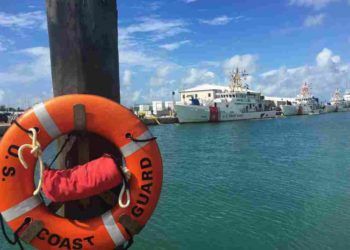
[118,180,131,208]
[15,120,133,209]
[17,128,45,196]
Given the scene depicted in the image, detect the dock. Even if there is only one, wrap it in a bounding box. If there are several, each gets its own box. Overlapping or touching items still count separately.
[142,117,179,126]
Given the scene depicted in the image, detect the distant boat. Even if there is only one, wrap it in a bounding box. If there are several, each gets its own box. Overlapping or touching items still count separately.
[281,82,323,116]
[331,88,350,112]
[344,89,350,103]
[175,68,277,123]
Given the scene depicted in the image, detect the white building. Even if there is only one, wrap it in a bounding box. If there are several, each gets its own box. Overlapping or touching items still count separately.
[139,104,151,112]
[152,101,165,115]
[179,84,229,104]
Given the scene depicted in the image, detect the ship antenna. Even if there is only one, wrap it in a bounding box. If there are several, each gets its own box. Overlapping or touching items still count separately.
[242,70,249,88]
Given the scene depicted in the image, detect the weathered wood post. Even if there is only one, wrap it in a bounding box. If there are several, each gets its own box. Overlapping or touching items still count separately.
[46,0,121,219]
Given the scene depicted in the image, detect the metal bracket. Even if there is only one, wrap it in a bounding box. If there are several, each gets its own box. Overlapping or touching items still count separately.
[18,220,44,243]
[74,103,90,164]
[73,104,87,131]
[74,104,92,209]
[119,214,144,236]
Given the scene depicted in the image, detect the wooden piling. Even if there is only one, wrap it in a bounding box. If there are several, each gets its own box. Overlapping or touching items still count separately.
[45,0,121,219]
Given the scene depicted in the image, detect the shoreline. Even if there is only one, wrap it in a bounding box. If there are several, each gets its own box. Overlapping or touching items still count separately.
[0,117,180,137]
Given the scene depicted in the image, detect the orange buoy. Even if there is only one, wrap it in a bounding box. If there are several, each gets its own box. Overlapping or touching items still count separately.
[0,94,163,249]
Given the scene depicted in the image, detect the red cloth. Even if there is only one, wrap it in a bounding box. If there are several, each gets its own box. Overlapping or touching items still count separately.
[42,155,123,202]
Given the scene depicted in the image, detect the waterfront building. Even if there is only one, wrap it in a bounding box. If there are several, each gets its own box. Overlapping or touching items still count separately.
[179,84,229,104]
[152,101,165,115]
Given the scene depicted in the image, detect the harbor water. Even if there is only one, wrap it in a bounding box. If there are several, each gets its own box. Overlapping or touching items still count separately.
[1,112,350,249]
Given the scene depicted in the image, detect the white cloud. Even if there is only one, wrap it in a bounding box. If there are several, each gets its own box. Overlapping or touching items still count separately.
[257,48,349,99]
[118,16,189,68]
[0,47,52,107]
[316,48,341,66]
[159,40,190,51]
[150,65,173,86]
[0,11,46,29]
[122,70,132,86]
[0,47,51,85]
[0,35,14,52]
[289,0,338,9]
[303,13,325,27]
[149,1,162,11]
[199,60,221,67]
[0,40,6,52]
[119,49,159,68]
[199,15,233,25]
[223,54,258,75]
[182,68,216,85]
[120,17,189,41]
[0,36,15,52]
[184,0,197,3]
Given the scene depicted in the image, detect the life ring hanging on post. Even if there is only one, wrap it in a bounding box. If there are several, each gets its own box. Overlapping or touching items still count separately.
[0,94,163,249]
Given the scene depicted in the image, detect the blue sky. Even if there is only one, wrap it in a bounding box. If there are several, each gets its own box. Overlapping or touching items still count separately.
[0,0,350,107]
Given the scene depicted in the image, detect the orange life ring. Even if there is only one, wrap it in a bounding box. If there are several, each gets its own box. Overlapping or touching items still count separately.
[0,94,163,249]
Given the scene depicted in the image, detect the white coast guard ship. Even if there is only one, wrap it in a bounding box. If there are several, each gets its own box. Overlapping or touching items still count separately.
[281,82,323,116]
[175,69,276,123]
[344,89,350,103]
[331,88,350,112]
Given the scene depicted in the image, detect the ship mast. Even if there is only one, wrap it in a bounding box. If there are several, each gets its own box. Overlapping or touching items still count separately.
[229,68,249,91]
[300,82,311,98]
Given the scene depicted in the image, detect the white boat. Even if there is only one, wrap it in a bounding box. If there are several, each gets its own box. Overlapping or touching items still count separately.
[175,69,276,123]
[344,90,350,103]
[280,82,322,116]
[281,104,298,116]
[331,88,350,112]
[324,104,336,113]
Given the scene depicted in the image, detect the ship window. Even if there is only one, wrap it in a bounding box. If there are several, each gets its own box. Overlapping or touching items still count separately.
[182,94,185,98]
[208,93,211,97]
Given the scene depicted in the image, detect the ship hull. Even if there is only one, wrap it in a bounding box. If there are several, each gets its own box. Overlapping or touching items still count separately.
[281,105,298,116]
[299,104,324,115]
[175,104,276,123]
[336,106,350,112]
[324,105,336,113]
[175,104,209,123]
